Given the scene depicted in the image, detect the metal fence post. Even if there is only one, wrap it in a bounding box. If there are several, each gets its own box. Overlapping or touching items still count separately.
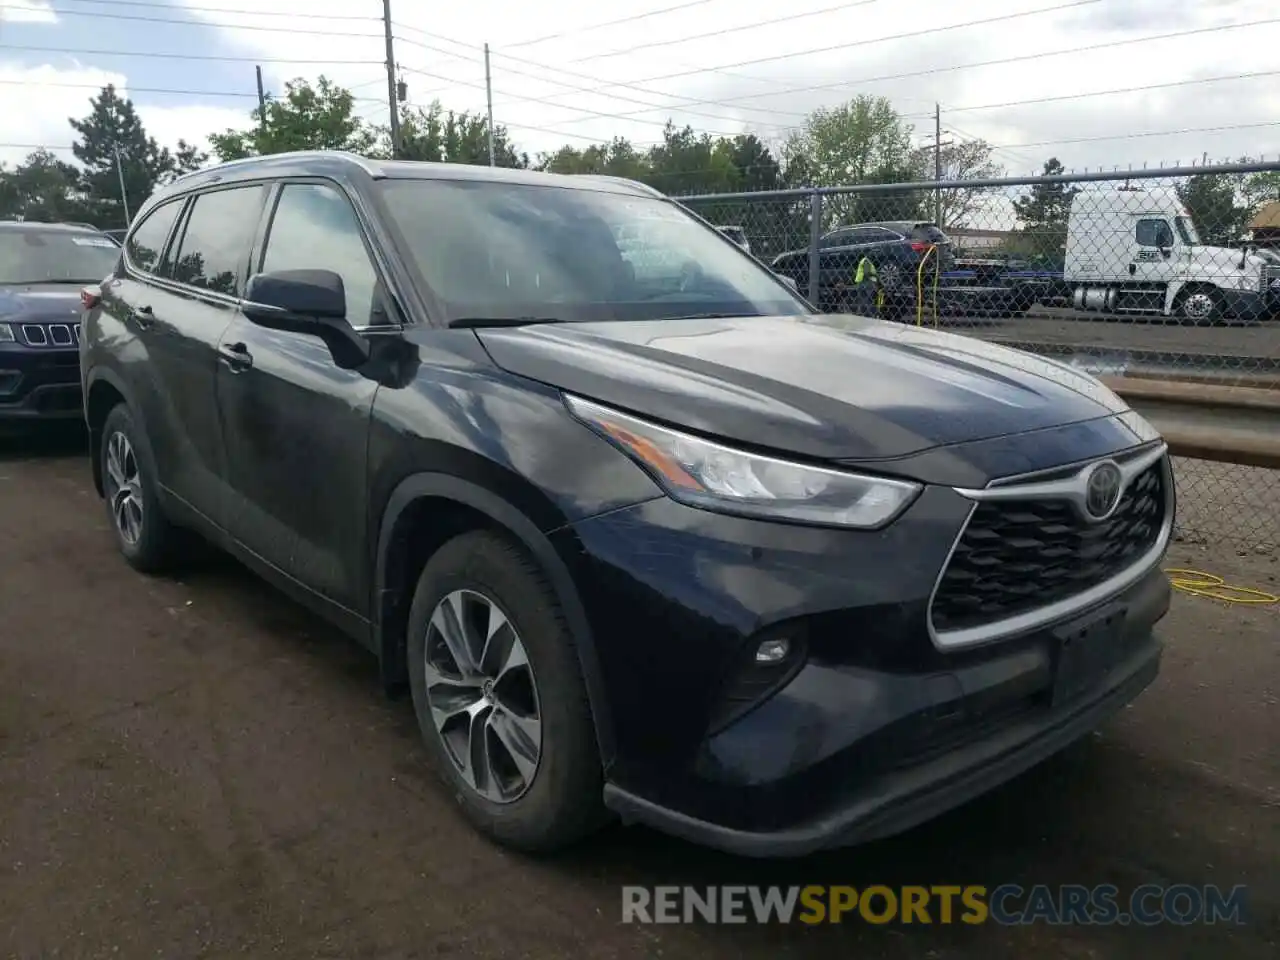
[808,190,822,304]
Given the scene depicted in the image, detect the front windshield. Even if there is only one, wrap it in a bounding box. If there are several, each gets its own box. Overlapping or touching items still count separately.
[0,229,120,285]
[1175,216,1200,245]
[378,179,809,323]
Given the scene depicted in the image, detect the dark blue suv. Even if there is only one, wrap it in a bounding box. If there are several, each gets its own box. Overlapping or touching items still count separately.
[0,222,120,428]
[81,153,1174,857]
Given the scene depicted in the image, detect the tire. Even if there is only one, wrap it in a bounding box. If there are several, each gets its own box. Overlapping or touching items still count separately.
[99,403,183,574]
[406,529,607,854]
[878,261,904,291]
[1176,286,1222,324]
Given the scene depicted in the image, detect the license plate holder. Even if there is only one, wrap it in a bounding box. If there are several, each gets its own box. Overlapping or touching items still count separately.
[1051,604,1128,707]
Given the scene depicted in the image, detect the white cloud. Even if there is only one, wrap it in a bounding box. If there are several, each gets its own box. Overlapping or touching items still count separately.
[0,0,56,25]
[0,63,245,167]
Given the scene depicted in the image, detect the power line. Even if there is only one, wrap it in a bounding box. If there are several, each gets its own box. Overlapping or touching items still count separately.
[0,76,385,103]
[393,32,812,127]
[568,0,880,64]
[940,69,1280,116]
[991,120,1280,152]
[397,64,751,138]
[543,0,1101,97]
[399,26,811,122]
[548,15,1280,125]
[0,43,382,64]
[0,2,385,36]
[504,1,716,49]
[36,0,381,19]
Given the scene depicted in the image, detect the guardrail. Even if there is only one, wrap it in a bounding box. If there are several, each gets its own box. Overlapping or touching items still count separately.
[1101,376,1280,470]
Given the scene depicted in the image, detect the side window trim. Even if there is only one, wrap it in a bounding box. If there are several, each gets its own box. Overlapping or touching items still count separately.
[253,175,404,330]
[122,196,189,280]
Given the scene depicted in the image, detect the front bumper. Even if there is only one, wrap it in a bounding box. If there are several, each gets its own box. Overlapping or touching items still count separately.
[0,346,83,422]
[556,456,1171,856]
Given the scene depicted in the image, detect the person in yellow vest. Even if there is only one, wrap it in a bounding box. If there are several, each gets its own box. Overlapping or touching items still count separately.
[847,255,884,317]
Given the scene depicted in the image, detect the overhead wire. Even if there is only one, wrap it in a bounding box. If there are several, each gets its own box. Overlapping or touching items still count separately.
[0,2,386,36]
[503,1,718,49]
[32,0,381,17]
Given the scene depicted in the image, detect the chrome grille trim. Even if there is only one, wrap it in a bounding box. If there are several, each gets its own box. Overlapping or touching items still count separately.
[926,442,1173,651]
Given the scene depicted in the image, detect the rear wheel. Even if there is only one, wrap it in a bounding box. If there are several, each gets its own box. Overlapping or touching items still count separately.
[99,403,182,574]
[1176,286,1222,324]
[407,530,607,854]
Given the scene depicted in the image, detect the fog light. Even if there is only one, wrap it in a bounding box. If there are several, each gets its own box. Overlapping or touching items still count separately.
[755,638,791,664]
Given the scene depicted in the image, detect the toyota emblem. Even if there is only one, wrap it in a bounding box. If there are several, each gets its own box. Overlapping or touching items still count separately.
[1083,461,1123,520]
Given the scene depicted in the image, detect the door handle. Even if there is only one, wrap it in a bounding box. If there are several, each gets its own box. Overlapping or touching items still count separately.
[130,305,153,329]
[218,342,253,371]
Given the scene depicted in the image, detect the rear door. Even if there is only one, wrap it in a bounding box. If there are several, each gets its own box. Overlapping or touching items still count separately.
[215,179,387,617]
[143,183,269,524]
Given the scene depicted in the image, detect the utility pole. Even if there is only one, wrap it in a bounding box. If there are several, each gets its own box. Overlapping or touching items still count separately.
[255,65,268,138]
[484,43,495,167]
[113,144,131,226]
[382,0,401,158]
[933,103,942,227]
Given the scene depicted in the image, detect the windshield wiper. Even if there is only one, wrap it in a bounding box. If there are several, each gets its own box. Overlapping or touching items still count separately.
[658,312,762,321]
[448,316,565,328]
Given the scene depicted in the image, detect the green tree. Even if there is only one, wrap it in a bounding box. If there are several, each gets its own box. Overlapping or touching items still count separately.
[69,84,202,228]
[1011,158,1079,264]
[910,138,1004,229]
[209,77,377,161]
[644,122,738,196]
[0,150,92,223]
[1176,173,1250,245]
[394,101,527,167]
[537,137,650,180]
[783,95,922,227]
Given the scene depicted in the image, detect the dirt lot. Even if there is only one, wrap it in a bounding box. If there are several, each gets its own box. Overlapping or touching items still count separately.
[1,431,1276,960]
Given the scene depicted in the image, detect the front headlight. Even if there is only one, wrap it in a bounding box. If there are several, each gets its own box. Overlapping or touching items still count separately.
[565,395,922,528]
[0,323,14,343]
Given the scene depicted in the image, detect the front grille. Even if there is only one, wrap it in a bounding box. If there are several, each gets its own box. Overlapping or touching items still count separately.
[931,461,1166,634]
[20,323,80,347]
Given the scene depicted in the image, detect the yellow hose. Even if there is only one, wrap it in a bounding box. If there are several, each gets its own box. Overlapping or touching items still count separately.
[1164,569,1278,604]
[915,246,939,327]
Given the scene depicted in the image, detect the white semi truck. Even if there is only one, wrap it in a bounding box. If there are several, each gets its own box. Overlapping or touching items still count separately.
[1064,186,1280,322]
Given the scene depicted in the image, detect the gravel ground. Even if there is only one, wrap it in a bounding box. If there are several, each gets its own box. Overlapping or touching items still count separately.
[0,431,1275,960]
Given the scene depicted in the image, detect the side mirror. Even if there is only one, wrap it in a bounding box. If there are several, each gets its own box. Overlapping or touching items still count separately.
[242,269,370,368]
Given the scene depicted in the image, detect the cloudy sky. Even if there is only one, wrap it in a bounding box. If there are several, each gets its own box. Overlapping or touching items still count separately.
[1,0,1278,178]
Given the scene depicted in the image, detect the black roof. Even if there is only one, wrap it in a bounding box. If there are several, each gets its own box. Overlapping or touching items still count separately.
[150,151,664,206]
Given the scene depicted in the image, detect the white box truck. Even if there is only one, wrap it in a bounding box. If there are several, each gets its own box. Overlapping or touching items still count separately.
[1064,186,1280,322]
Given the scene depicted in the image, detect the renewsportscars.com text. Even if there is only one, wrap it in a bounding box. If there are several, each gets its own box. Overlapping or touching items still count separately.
[621,884,1249,926]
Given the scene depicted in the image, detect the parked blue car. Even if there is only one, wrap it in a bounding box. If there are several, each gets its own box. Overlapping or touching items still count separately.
[0,221,121,428]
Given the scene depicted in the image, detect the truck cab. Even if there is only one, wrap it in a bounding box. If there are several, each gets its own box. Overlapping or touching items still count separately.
[1064,186,1279,322]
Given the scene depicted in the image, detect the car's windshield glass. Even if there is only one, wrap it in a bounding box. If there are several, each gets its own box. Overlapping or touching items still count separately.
[0,229,120,284]
[1175,216,1200,245]
[378,179,809,324]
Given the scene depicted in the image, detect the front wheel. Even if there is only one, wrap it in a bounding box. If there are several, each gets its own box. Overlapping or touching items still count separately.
[99,403,183,574]
[407,530,607,854]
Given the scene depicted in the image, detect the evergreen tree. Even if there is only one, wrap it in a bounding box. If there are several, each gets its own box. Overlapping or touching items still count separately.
[1011,158,1079,265]
[69,85,200,228]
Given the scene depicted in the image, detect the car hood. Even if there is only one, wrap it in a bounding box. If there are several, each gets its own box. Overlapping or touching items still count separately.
[474,314,1130,462]
[0,284,85,322]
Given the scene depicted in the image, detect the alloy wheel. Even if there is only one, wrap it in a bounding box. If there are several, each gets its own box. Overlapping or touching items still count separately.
[423,589,543,804]
[1181,291,1216,322]
[104,430,144,546]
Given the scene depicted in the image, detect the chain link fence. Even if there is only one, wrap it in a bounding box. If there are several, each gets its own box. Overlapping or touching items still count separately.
[680,161,1280,552]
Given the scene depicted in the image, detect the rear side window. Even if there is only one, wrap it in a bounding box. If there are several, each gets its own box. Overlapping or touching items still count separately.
[126,201,183,275]
[171,185,266,297]
[911,225,950,243]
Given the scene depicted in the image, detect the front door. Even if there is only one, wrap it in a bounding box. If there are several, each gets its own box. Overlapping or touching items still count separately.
[215,180,387,617]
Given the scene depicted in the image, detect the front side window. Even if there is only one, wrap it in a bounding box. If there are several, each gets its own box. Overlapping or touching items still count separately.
[379,179,808,324]
[126,200,183,275]
[260,183,381,326]
[0,228,121,285]
[1135,218,1174,248]
[171,185,266,297]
